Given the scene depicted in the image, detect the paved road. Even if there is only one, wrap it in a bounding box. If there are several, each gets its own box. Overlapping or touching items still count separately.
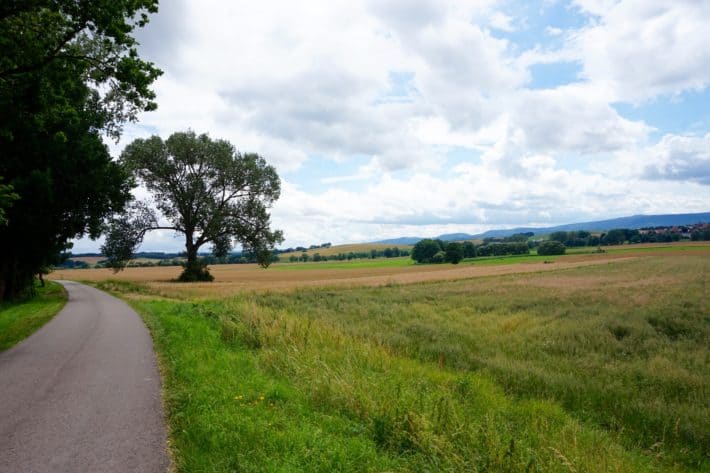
[0,281,170,473]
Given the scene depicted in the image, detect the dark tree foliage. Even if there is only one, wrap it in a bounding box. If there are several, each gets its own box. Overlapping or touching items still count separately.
[412,239,464,264]
[411,239,444,263]
[600,229,628,245]
[462,241,476,258]
[431,250,446,263]
[476,242,530,257]
[445,242,464,264]
[103,131,284,281]
[0,0,162,139]
[691,228,710,241]
[0,177,19,226]
[537,240,566,256]
[549,231,568,243]
[503,232,533,242]
[0,1,161,300]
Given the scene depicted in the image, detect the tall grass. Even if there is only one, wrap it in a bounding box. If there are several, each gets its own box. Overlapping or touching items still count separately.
[258,257,709,469]
[101,255,708,471]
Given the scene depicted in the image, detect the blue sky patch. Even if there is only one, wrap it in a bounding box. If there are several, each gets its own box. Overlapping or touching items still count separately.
[527,61,582,89]
[613,89,710,138]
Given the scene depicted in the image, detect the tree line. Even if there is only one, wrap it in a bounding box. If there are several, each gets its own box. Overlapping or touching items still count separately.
[287,247,410,263]
[547,227,710,246]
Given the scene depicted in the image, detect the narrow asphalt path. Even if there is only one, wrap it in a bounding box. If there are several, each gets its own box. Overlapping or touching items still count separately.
[0,281,170,473]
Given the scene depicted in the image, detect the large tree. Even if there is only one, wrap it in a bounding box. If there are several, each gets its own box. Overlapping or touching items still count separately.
[0,1,161,299]
[102,131,284,281]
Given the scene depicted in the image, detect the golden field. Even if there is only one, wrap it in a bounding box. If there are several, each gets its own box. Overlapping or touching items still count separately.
[50,242,710,299]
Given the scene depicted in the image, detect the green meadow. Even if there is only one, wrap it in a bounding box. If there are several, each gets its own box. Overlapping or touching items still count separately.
[98,255,709,472]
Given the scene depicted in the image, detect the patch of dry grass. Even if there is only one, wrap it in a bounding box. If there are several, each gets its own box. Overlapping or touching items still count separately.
[52,256,639,299]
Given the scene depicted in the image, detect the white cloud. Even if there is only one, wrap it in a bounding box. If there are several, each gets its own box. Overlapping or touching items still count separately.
[489,11,516,32]
[642,133,710,185]
[508,85,651,154]
[73,0,710,252]
[573,0,710,101]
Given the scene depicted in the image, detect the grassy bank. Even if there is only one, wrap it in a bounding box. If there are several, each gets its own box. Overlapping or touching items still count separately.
[99,255,708,471]
[0,281,66,351]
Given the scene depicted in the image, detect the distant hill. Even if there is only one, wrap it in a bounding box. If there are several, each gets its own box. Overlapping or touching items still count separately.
[374,236,422,245]
[375,212,710,243]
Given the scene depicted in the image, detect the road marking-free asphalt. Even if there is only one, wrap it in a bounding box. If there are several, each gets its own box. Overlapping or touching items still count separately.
[0,281,170,472]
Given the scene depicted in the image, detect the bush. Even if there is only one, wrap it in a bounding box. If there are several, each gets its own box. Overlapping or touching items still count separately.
[432,251,446,263]
[537,240,566,256]
[178,261,214,282]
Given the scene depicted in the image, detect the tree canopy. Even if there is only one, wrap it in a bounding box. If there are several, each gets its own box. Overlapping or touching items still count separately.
[537,240,566,256]
[0,1,161,299]
[103,131,284,281]
[0,178,18,226]
[0,0,161,139]
[412,239,465,264]
[444,241,464,264]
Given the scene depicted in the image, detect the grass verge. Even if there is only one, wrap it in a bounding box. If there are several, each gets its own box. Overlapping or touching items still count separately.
[0,281,67,351]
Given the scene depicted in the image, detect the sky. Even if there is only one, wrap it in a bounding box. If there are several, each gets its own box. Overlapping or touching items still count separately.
[73,0,710,253]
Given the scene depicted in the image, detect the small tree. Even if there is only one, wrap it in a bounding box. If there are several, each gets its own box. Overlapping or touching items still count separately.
[411,239,443,263]
[445,242,464,264]
[103,132,283,281]
[462,241,476,258]
[537,240,566,256]
[549,231,569,243]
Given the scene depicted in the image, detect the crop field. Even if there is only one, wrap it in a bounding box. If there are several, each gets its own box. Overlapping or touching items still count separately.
[70,243,710,472]
[52,242,710,300]
[69,255,105,265]
[279,243,414,259]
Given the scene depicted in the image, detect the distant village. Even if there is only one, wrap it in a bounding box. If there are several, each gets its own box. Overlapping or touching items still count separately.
[638,222,710,240]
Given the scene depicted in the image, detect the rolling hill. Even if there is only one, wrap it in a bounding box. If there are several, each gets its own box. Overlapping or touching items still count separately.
[375,212,710,244]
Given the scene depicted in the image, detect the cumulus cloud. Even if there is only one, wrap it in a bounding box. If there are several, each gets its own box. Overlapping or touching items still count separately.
[643,133,710,185]
[573,0,710,101]
[508,85,650,153]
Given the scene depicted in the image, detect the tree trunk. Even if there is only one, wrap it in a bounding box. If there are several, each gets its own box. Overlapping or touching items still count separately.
[186,235,198,269]
[178,234,213,282]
